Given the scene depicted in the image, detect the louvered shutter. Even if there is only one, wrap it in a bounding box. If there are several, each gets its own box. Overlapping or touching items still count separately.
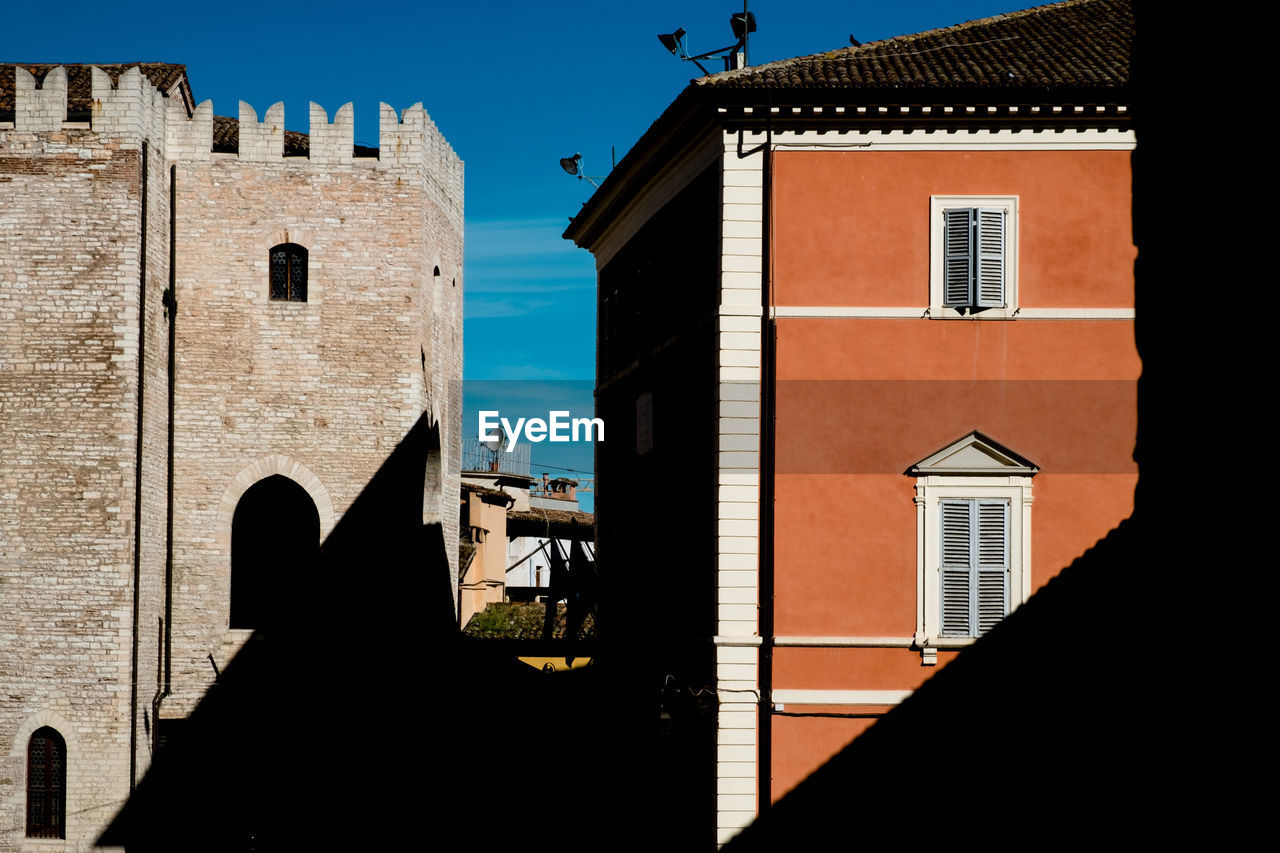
[939,500,972,636]
[943,208,974,307]
[975,500,1009,634]
[975,208,1006,308]
[939,499,1009,637]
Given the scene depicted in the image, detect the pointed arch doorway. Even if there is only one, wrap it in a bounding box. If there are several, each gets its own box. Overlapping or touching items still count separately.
[230,475,321,629]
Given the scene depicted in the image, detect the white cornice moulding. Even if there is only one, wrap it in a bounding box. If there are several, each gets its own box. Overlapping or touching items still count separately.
[771,307,924,319]
[769,306,1134,320]
[763,127,1135,152]
[713,635,764,646]
[772,689,913,706]
[770,635,979,649]
[911,431,1038,477]
[773,636,916,647]
[1015,308,1135,319]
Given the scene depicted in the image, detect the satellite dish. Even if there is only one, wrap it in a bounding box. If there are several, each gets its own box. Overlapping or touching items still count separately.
[483,426,506,454]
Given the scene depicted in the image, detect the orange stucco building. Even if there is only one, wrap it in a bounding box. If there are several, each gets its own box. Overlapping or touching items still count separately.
[767,143,1137,795]
[565,0,1135,846]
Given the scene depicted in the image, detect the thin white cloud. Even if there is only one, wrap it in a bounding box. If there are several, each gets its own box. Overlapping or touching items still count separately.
[465,295,556,319]
[466,218,588,261]
[465,217,595,293]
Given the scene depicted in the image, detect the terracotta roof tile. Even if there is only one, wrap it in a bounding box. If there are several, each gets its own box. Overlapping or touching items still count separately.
[698,0,1130,91]
[461,482,515,502]
[211,114,311,156]
[0,62,190,117]
[2,63,379,157]
[507,508,594,527]
[565,0,1132,248]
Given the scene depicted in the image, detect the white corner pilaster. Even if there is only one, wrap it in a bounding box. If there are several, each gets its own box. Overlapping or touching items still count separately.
[716,127,765,847]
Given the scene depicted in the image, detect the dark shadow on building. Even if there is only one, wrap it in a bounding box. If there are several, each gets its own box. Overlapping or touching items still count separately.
[723,4,1228,847]
[229,475,320,630]
[101,413,607,851]
[101,6,1232,849]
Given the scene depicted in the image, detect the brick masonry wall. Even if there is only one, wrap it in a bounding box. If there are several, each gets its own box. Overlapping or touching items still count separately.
[165,105,463,716]
[0,125,150,851]
[1,67,462,849]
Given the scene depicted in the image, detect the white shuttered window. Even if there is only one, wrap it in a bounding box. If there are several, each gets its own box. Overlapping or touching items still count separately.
[912,433,1035,658]
[942,208,1006,310]
[939,499,1009,637]
[930,196,1017,319]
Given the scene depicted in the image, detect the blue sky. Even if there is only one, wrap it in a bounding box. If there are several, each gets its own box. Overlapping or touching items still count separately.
[4,0,1022,506]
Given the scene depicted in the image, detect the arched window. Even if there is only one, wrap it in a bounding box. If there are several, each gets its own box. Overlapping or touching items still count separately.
[27,727,66,839]
[231,475,321,628]
[269,243,308,302]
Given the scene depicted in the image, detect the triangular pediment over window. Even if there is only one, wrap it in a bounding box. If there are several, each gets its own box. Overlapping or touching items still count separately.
[909,431,1038,476]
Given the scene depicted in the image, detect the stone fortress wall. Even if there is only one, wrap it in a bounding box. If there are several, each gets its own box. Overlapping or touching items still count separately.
[0,64,462,850]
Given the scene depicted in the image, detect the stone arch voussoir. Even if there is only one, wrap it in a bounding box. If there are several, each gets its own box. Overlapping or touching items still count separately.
[216,455,336,553]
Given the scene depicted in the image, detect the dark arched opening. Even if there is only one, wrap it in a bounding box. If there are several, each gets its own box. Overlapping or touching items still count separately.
[230,475,321,629]
[27,726,66,839]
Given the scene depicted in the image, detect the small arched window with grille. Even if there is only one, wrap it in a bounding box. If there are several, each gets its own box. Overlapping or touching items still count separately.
[27,726,66,839]
[269,243,308,302]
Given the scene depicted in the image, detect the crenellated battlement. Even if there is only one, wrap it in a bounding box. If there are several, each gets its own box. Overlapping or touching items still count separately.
[4,66,463,216]
[171,97,463,217]
[5,64,171,148]
[236,100,284,161]
[90,65,167,144]
[309,102,353,165]
[2,50,466,850]
[12,65,66,131]
[378,101,465,217]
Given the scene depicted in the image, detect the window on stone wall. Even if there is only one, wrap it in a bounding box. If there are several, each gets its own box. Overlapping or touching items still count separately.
[27,726,66,839]
[269,243,308,302]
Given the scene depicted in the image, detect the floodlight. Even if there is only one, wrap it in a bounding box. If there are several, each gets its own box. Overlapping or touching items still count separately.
[658,6,757,76]
[658,27,687,57]
[559,153,603,189]
[560,154,582,177]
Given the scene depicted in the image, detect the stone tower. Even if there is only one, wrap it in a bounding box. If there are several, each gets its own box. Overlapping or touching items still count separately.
[0,63,462,849]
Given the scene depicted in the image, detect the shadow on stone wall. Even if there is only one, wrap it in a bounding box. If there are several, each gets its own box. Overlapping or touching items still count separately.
[101,413,608,850]
[103,7,1230,849]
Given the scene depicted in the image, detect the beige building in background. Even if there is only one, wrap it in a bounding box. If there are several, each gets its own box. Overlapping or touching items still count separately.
[0,63,462,850]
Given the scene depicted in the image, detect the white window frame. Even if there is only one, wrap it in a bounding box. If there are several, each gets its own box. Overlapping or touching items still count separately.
[915,476,1032,655]
[910,431,1037,662]
[929,195,1018,319]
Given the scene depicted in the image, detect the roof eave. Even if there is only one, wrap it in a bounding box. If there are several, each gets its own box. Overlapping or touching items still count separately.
[563,81,1130,250]
[563,85,712,249]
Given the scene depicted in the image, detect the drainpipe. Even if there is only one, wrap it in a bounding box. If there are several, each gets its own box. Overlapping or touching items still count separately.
[165,164,177,697]
[153,164,178,741]
[128,140,149,792]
